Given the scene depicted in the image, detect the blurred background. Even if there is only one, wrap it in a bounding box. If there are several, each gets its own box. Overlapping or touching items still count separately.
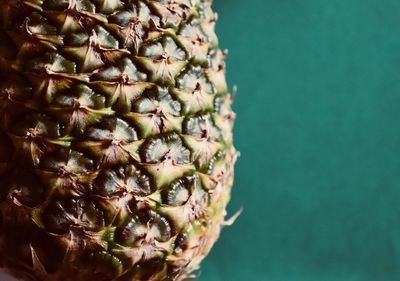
[200,0,400,280]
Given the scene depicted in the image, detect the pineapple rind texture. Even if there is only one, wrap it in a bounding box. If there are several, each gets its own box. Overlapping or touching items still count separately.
[0,0,236,280]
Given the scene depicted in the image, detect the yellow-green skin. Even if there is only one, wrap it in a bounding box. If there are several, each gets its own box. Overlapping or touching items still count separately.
[0,0,236,280]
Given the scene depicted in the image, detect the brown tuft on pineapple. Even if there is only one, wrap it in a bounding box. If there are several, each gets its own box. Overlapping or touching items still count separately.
[0,0,237,280]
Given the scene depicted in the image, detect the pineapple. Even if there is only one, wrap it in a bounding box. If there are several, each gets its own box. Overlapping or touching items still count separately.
[0,0,237,280]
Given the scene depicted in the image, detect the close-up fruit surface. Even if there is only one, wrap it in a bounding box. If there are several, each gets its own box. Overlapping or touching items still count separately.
[5,1,400,281]
[0,1,236,280]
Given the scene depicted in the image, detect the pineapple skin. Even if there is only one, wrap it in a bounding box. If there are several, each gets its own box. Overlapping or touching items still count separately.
[0,0,236,281]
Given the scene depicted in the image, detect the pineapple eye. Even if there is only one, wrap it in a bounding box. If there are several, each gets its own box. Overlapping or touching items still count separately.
[116,210,172,246]
[163,179,190,206]
[133,87,181,116]
[146,211,172,242]
[42,199,105,234]
[152,0,193,28]
[142,36,185,61]
[41,149,93,173]
[86,117,138,142]
[24,53,76,74]
[176,65,215,94]
[93,165,152,197]
[90,58,147,83]
[116,215,144,245]
[109,1,159,26]
[183,113,222,140]
[177,19,210,64]
[142,133,190,164]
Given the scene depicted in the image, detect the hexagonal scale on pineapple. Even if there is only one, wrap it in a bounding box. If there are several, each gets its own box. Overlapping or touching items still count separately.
[183,136,221,172]
[148,0,195,29]
[62,26,130,73]
[126,87,183,138]
[23,13,65,46]
[111,211,174,269]
[9,114,72,166]
[18,52,76,74]
[182,113,224,170]
[159,175,209,230]
[88,118,137,142]
[40,198,105,235]
[107,1,160,53]
[177,19,209,64]
[111,1,160,27]
[43,0,107,34]
[93,165,152,197]
[23,53,90,103]
[115,209,172,246]
[162,177,191,207]
[46,84,114,134]
[5,16,62,56]
[36,149,96,197]
[90,57,152,113]
[183,113,222,141]
[173,65,215,114]
[91,57,148,82]
[60,226,115,256]
[136,36,187,85]
[141,133,194,188]
[77,117,142,167]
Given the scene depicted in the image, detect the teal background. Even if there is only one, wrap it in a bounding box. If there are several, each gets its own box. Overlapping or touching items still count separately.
[201,1,400,280]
